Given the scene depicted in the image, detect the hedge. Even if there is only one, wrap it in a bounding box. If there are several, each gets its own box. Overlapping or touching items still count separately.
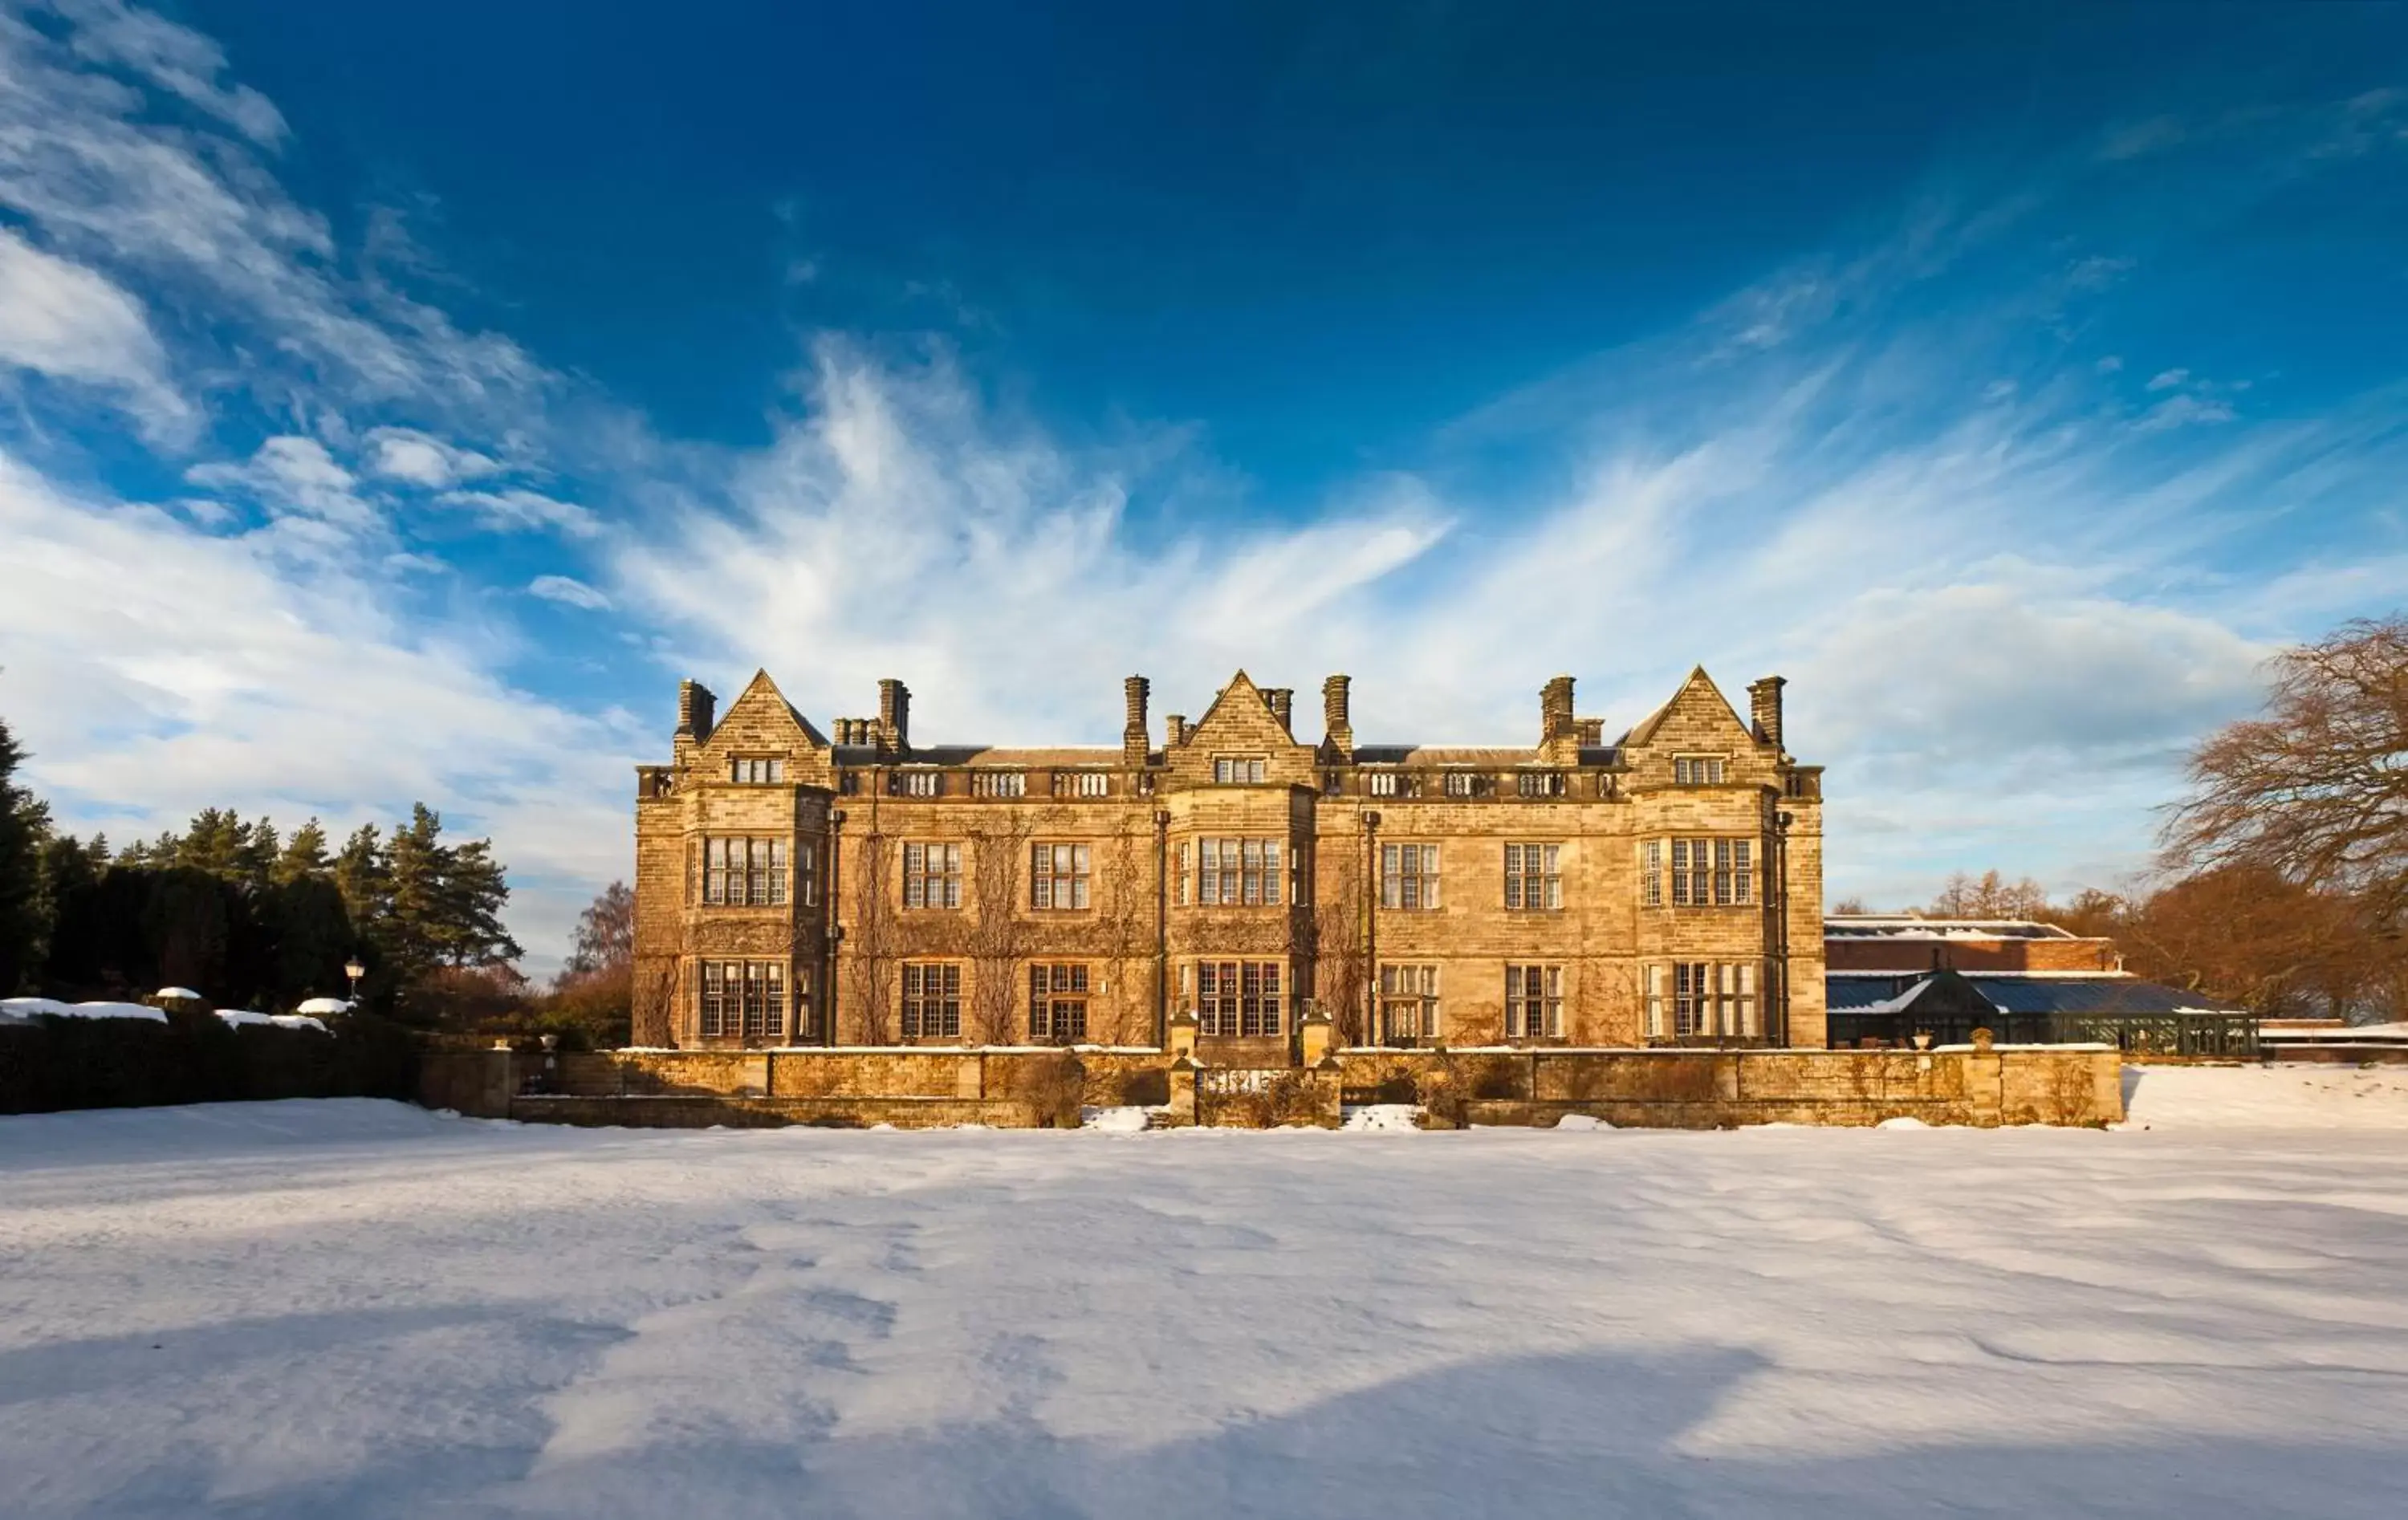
[0,1006,419,1115]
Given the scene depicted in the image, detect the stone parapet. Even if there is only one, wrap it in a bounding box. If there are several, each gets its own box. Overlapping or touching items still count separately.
[418,1042,2121,1130]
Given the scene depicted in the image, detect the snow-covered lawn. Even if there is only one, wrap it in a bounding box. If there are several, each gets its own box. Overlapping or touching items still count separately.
[6,1071,2407,1518]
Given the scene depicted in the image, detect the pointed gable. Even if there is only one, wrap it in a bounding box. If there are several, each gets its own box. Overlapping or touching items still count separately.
[698,669,827,756]
[1167,669,1316,785]
[1623,666,1755,750]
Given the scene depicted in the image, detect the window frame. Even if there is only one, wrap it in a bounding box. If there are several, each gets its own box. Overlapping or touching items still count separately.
[1212,755,1267,785]
[698,959,787,1042]
[702,837,789,908]
[901,840,963,909]
[1667,837,1753,907]
[1193,837,1283,906]
[1377,962,1441,1044]
[1672,755,1727,786]
[729,757,785,785]
[1380,843,1441,911]
[901,961,964,1039]
[1196,959,1283,1038]
[1648,961,1758,1039]
[1503,842,1562,911]
[1027,962,1091,1042]
[1030,842,1092,911]
[1504,964,1564,1040]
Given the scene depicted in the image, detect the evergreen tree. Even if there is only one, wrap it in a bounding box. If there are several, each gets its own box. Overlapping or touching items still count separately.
[175,807,247,880]
[333,823,389,929]
[238,816,281,891]
[275,819,332,884]
[379,804,522,985]
[0,717,52,994]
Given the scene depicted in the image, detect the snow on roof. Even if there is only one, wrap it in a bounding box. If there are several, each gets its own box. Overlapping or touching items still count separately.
[1824,915,2081,941]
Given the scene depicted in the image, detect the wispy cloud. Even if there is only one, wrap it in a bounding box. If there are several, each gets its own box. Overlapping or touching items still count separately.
[0,226,189,439]
[529,574,611,611]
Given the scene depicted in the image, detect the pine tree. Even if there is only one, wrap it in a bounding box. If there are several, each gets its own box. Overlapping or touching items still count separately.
[0,717,53,994]
[275,819,332,884]
[333,823,389,929]
[176,807,247,880]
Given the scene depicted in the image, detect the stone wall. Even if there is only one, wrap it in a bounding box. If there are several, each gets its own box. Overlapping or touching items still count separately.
[417,1040,2121,1129]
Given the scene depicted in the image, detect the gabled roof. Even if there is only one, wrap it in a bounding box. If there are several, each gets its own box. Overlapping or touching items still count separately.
[709,669,828,750]
[1621,665,1754,748]
[1184,669,1301,746]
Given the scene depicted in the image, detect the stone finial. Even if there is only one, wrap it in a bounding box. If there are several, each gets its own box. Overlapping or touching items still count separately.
[1748,675,1787,750]
[1123,675,1150,765]
[1266,688,1294,734]
[677,679,716,741]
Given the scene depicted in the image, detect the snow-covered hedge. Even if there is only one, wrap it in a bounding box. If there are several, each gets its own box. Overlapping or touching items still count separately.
[0,1003,417,1116]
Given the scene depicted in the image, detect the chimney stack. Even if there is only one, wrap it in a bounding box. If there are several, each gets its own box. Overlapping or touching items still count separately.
[1747,676,1787,750]
[1322,674,1353,759]
[677,679,716,742]
[1123,675,1151,765]
[1265,688,1294,735]
[1540,675,1576,745]
[877,678,911,758]
[1165,713,1187,749]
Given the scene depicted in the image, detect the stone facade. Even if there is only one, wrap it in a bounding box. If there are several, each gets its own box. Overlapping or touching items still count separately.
[631,665,1827,1054]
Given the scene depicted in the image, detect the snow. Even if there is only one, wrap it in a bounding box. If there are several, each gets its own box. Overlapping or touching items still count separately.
[155,986,202,1001]
[293,997,353,1015]
[1,996,75,1022]
[216,1010,331,1033]
[3,1073,2407,1518]
[1339,1103,1423,1131]
[1078,1105,1154,1132]
[6,1000,172,1023]
[2121,1064,2408,1129]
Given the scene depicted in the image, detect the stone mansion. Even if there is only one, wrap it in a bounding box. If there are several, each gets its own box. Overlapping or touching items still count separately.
[630,667,1827,1054]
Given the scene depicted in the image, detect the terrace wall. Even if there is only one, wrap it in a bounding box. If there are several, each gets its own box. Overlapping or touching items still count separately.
[416,1040,2121,1129]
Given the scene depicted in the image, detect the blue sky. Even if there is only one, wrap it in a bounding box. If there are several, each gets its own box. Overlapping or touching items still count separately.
[3,0,2406,967]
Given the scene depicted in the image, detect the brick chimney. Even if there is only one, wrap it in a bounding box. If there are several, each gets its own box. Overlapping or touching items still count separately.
[1747,676,1787,750]
[877,679,910,758]
[676,679,716,741]
[1265,688,1294,735]
[1165,713,1187,749]
[1123,675,1151,765]
[1322,674,1353,759]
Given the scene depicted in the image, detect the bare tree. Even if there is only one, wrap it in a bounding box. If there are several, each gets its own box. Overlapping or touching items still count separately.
[1096,812,1155,1045]
[1315,832,1371,1046]
[852,827,896,1044]
[2166,616,2408,927]
[967,810,1037,1044]
[1925,870,2052,920]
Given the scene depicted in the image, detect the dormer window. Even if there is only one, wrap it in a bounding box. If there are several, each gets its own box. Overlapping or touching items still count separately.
[730,758,784,784]
[1673,756,1726,786]
[1214,756,1267,784]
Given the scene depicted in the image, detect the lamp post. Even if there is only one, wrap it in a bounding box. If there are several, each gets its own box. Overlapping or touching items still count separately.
[344,957,365,1005]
